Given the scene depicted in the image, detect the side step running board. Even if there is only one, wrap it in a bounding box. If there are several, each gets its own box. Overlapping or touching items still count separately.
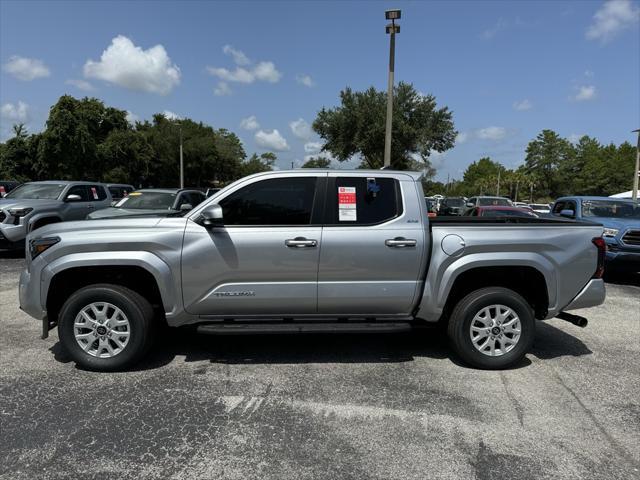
[197,322,412,335]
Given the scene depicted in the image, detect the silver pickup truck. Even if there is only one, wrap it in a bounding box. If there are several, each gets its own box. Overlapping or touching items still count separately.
[19,170,606,371]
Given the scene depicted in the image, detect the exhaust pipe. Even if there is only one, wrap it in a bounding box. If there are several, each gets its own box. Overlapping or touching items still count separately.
[556,312,588,328]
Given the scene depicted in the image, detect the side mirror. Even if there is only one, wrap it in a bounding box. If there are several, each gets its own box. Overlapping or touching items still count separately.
[65,194,82,202]
[200,203,223,227]
[179,203,193,212]
[559,209,575,219]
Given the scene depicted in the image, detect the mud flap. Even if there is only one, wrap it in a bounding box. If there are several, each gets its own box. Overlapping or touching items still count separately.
[41,316,57,339]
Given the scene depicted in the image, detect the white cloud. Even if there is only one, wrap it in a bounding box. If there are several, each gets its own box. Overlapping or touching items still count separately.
[206,47,282,94]
[584,70,595,77]
[289,118,312,140]
[455,132,469,144]
[3,56,50,81]
[222,45,250,66]
[476,126,508,141]
[296,74,315,87]
[513,99,532,111]
[570,85,597,101]
[126,111,140,124]
[586,0,640,43]
[240,115,260,130]
[162,110,182,120]
[1,101,29,123]
[83,35,181,95]
[213,81,232,96]
[568,133,585,144]
[304,141,323,153]
[480,18,509,39]
[65,79,95,91]
[255,129,290,151]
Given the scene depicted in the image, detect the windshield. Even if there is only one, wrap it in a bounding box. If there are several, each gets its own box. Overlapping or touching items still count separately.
[444,198,465,207]
[4,183,65,200]
[478,197,512,206]
[482,209,536,217]
[114,191,177,210]
[581,200,640,219]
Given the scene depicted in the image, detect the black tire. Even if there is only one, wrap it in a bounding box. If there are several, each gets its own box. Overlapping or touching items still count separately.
[447,287,535,369]
[58,284,155,371]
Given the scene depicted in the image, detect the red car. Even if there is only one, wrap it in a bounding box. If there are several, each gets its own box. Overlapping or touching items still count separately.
[465,205,539,218]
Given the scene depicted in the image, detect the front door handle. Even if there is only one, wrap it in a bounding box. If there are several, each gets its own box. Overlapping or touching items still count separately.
[285,237,318,248]
[385,237,417,248]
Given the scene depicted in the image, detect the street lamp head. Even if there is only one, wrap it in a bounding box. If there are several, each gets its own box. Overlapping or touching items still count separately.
[386,24,401,34]
[633,129,640,133]
[385,9,401,20]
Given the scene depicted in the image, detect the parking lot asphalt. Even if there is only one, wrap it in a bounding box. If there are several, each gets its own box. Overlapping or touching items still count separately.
[1,254,639,480]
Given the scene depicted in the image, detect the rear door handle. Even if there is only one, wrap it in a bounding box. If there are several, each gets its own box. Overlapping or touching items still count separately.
[285,237,318,248]
[385,237,417,248]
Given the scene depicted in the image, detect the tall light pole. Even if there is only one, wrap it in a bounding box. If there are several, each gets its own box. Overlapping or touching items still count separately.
[383,9,400,169]
[633,129,639,202]
[179,124,184,189]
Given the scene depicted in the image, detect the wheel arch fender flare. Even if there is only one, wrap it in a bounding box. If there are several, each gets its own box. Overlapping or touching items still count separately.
[416,252,556,321]
[42,251,178,316]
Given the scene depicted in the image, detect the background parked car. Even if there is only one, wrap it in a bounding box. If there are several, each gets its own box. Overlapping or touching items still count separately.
[529,203,552,217]
[464,205,538,218]
[0,181,21,197]
[439,197,467,216]
[552,196,640,272]
[466,196,513,209]
[0,181,112,250]
[106,183,135,205]
[86,188,206,219]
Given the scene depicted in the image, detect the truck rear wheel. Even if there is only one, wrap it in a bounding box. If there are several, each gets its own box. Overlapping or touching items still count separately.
[447,287,535,369]
[58,284,155,371]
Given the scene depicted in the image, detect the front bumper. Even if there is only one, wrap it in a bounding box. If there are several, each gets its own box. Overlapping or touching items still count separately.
[562,279,606,311]
[0,222,28,248]
[19,268,46,321]
[605,249,640,271]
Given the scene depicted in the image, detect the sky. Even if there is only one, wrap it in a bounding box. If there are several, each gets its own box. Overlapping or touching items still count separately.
[1,0,639,182]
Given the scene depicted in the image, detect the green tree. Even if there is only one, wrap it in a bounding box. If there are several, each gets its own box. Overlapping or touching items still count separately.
[461,157,506,195]
[301,156,331,168]
[240,152,276,176]
[312,82,456,170]
[524,130,573,197]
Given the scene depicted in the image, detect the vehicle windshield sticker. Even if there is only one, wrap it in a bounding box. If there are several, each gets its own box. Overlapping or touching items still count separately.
[0,186,5,195]
[338,186,357,221]
[90,187,99,200]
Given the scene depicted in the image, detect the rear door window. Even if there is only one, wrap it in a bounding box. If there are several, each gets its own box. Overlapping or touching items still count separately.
[325,177,402,225]
[88,185,107,201]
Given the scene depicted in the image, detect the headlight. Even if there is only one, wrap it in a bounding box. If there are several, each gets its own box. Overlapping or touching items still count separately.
[602,228,619,237]
[8,207,33,225]
[29,236,60,259]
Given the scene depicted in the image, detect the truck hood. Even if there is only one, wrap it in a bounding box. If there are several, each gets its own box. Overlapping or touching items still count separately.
[0,198,62,210]
[87,207,179,219]
[32,217,167,238]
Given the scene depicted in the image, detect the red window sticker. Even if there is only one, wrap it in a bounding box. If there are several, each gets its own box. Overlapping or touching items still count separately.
[0,186,6,196]
[338,186,357,221]
[90,187,99,200]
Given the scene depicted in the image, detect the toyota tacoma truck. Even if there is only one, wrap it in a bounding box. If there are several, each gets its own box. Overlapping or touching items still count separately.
[0,181,112,250]
[19,170,606,371]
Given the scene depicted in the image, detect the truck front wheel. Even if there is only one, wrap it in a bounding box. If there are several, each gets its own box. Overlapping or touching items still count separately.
[447,287,535,369]
[58,284,155,371]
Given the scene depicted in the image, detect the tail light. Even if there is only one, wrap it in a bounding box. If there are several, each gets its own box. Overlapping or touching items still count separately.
[592,237,606,278]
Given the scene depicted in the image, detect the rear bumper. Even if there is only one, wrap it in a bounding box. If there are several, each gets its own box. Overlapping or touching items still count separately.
[562,279,606,311]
